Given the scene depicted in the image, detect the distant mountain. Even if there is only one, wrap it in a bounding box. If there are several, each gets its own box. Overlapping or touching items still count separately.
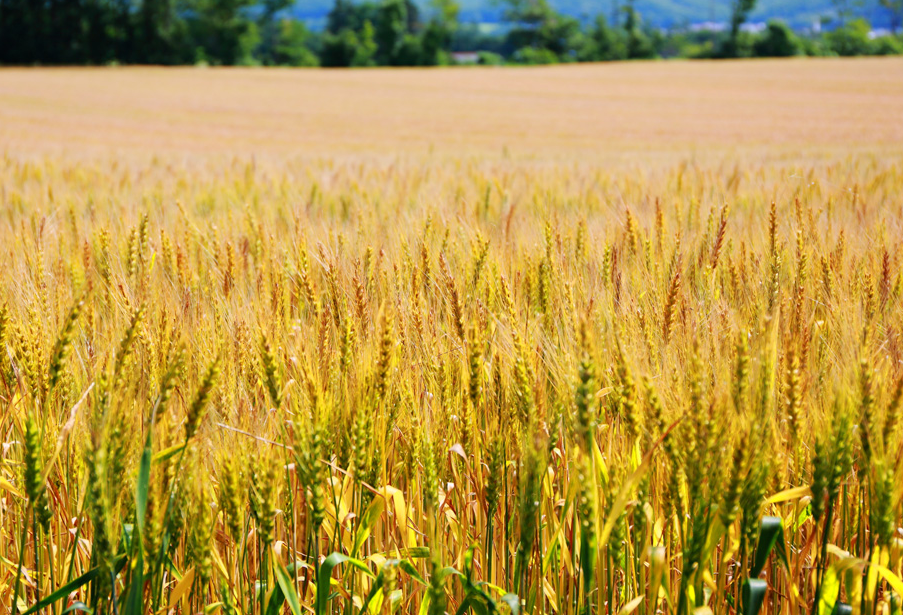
[295,0,894,31]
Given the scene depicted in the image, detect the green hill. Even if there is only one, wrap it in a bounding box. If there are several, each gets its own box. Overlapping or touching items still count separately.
[296,0,891,30]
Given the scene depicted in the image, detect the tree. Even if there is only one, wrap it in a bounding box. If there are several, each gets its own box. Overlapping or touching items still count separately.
[255,0,293,65]
[83,0,119,63]
[44,0,88,63]
[394,33,424,64]
[431,0,459,27]
[321,27,361,66]
[272,18,318,66]
[321,19,377,67]
[723,0,757,57]
[419,20,449,65]
[501,0,556,50]
[825,17,873,55]
[501,0,582,61]
[419,0,459,64]
[0,0,135,64]
[355,19,378,65]
[753,20,801,57]
[327,0,383,34]
[104,0,137,62]
[871,32,903,53]
[326,0,357,32]
[187,0,259,65]
[0,0,45,63]
[624,1,654,59]
[403,0,420,32]
[375,0,408,64]
[581,15,628,61]
[138,0,190,64]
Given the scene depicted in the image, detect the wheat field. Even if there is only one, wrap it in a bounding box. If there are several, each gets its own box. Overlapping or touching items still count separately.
[1,61,902,615]
[3,59,903,159]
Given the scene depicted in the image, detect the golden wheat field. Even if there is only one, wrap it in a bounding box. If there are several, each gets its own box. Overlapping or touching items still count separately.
[3,59,903,159]
[1,60,903,615]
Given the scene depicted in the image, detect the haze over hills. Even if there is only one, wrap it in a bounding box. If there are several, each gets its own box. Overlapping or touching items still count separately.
[296,0,892,30]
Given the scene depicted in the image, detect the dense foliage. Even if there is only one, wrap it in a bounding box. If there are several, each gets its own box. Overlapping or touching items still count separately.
[1,0,902,66]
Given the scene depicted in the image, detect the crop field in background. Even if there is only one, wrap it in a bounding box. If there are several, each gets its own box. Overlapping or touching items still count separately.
[1,60,903,615]
[2,59,903,160]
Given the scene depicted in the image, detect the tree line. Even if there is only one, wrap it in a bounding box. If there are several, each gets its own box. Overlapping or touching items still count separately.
[1,0,902,66]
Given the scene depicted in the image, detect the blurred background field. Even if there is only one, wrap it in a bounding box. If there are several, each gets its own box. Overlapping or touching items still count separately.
[2,59,903,164]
